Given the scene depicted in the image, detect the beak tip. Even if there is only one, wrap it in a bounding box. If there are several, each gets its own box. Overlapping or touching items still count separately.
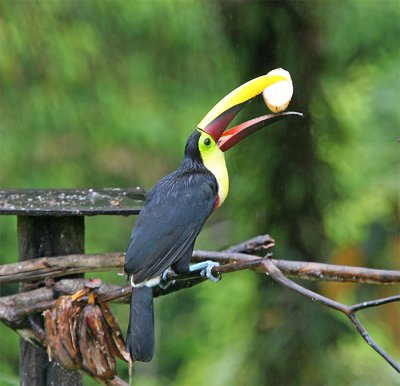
[284,111,303,118]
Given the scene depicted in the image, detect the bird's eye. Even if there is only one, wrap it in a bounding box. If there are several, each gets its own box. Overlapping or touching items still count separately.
[204,138,211,147]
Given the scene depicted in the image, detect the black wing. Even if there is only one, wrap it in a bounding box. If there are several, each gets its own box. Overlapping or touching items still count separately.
[124,170,217,284]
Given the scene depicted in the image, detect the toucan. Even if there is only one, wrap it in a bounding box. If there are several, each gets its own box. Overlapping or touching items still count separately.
[124,72,302,362]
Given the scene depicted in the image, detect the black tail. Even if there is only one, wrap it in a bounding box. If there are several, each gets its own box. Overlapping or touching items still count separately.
[126,286,154,362]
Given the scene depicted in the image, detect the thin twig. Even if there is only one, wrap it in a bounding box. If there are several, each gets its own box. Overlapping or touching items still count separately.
[349,295,400,312]
[260,256,400,374]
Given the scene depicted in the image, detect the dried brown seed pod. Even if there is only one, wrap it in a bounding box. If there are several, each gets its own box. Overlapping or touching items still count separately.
[43,307,57,361]
[44,296,81,370]
[44,282,131,382]
[100,302,132,363]
[79,303,116,379]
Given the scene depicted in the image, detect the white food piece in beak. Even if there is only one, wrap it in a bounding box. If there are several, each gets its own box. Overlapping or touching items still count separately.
[262,68,293,113]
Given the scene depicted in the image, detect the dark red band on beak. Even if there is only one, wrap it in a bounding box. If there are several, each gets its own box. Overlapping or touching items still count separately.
[201,103,246,143]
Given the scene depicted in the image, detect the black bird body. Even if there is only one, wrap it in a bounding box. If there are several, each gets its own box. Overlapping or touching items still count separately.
[124,131,219,362]
[125,131,218,283]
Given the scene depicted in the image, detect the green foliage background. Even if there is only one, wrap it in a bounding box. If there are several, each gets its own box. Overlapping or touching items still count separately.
[0,1,399,385]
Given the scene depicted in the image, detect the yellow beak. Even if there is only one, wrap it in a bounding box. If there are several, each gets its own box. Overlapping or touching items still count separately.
[198,69,302,151]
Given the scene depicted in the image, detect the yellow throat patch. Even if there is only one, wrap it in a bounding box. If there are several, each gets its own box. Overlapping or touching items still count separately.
[197,130,229,207]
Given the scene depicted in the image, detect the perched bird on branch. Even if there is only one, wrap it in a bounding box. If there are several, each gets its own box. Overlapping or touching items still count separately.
[124,69,301,362]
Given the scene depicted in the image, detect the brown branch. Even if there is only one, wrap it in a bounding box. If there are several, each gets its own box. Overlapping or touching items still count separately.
[1,240,399,286]
[0,253,125,284]
[1,235,399,325]
[191,251,400,284]
[0,280,130,325]
[0,236,273,324]
[3,256,399,325]
[270,259,400,284]
[0,234,398,376]
[5,256,397,374]
[0,235,273,285]
[260,256,400,374]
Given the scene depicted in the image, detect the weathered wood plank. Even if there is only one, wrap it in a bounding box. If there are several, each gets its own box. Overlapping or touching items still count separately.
[0,188,146,216]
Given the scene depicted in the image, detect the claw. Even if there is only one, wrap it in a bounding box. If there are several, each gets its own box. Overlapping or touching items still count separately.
[203,261,221,282]
[189,260,221,283]
[159,269,174,289]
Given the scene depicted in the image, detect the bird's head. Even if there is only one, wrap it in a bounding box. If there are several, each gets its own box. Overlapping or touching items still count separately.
[184,69,303,207]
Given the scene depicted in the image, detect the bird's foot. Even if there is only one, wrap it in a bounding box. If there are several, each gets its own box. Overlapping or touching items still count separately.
[159,269,175,289]
[189,260,221,283]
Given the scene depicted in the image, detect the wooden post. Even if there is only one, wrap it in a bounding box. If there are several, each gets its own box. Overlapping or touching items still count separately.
[18,216,84,386]
[0,188,145,385]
